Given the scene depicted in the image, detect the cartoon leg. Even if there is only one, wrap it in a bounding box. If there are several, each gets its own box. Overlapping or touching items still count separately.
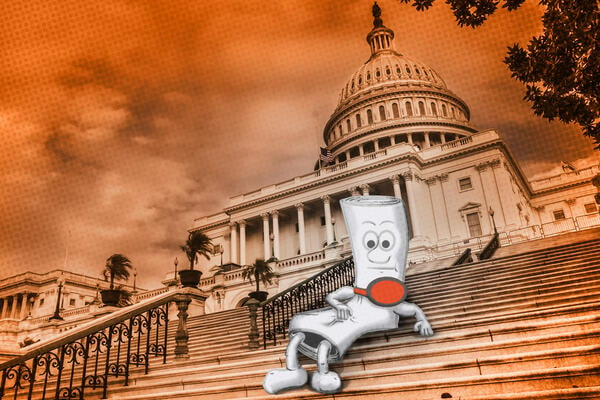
[263,332,308,394]
[309,340,341,394]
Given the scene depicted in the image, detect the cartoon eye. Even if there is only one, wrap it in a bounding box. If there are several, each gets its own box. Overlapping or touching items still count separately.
[379,230,395,250]
[363,231,378,250]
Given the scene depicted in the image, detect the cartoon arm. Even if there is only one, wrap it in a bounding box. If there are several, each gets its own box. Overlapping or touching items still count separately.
[393,301,434,337]
[325,286,355,320]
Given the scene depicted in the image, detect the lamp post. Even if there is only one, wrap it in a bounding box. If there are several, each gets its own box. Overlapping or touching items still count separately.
[132,267,138,294]
[331,216,338,244]
[269,232,275,261]
[489,206,497,234]
[219,245,224,268]
[49,274,66,321]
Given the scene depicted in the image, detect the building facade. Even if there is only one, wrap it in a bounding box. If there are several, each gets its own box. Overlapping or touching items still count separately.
[190,7,600,314]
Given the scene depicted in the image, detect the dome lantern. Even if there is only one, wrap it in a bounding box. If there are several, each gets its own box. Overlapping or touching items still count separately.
[366,2,396,58]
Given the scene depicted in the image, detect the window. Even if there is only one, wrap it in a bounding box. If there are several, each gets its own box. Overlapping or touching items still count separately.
[363,141,375,154]
[320,216,326,226]
[431,102,437,116]
[367,109,373,124]
[395,134,407,143]
[69,299,76,307]
[295,223,299,232]
[338,153,347,163]
[584,203,598,214]
[405,102,413,117]
[356,114,362,128]
[459,177,472,191]
[349,146,360,158]
[442,104,447,116]
[338,125,342,138]
[40,299,44,307]
[466,212,482,237]
[392,103,399,118]
[418,101,426,116]
[379,105,386,121]
[346,119,351,132]
[553,210,566,220]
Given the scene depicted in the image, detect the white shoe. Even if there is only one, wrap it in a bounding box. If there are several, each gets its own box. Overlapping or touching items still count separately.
[310,371,342,394]
[263,367,308,394]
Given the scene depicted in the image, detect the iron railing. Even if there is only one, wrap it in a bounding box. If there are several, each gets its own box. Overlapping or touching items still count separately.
[452,248,473,266]
[479,233,500,261]
[261,257,355,349]
[0,288,201,400]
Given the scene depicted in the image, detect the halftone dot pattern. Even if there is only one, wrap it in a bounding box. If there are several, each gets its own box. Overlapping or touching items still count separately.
[0,0,598,282]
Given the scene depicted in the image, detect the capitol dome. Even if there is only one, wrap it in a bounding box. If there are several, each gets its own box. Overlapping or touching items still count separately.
[323,2,476,164]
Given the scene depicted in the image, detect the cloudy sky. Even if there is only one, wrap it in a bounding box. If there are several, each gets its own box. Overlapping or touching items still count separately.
[1,0,598,288]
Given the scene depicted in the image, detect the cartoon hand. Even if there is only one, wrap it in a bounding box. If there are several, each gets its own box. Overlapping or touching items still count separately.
[334,304,352,320]
[414,320,433,337]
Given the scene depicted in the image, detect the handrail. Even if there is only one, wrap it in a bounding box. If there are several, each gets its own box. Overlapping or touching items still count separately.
[0,287,205,400]
[452,248,473,266]
[479,233,500,261]
[261,257,355,349]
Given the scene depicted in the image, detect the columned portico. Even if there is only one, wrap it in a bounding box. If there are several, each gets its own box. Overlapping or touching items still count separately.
[10,295,17,319]
[239,220,247,265]
[322,195,334,245]
[19,294,28,320]
[295,203,306,254]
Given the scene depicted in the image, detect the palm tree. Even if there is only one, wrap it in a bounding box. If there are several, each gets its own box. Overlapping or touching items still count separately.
[103,254,133,290]
[242,259,275,294]
[180,231,213,270]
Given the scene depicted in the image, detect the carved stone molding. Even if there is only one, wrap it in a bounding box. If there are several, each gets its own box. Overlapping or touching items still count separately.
[438,173,449,182]
[476,162,488,172]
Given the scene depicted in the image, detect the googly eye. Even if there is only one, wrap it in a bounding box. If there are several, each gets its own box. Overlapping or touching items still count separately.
[379,230,395,250]
[363,231,378,250]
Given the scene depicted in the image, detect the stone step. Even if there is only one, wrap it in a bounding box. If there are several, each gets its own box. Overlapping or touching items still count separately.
[106,364,600,399]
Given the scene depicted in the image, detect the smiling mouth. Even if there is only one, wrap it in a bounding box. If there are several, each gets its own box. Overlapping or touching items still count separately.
[367,262,398,271]
[368,255,391,265]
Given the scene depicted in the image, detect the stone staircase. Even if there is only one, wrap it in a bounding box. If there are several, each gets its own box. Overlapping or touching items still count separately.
[14,233,600,399]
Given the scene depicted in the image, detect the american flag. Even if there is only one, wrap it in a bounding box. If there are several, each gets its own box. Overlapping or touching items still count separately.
[319,147,334,164]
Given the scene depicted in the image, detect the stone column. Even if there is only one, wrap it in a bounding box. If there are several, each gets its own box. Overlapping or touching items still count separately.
[361,184,371,196]
[424,132,431,148]
[261,213,271,260]
[475,162,493,233]
[10,295,18,319]
[295,203,306,254]
[271,211,280,259]
[19,294,27,320]
[407,132,413,144]
[437,173,454,239]
[230,222,238,264]
[322,195,334,246]
[239,220,247,265]
[403,172,423,239]
[1,297,7,319]
[440,133,446,144]
[390,175,401,198]
[489,159,507,227]
[246,298,260,350]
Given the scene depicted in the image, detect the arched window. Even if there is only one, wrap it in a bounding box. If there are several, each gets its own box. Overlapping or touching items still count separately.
[346,119,351,132]
[338,125,343,137]
[392,103,399,118]
[367,109,373,124]
[356,114,362,128]
[405,102,413,117]
[418,101,426,116]
[451,107,456,118]
[442,104,447,117]
[379,105,386,121]
[431,102,437,116]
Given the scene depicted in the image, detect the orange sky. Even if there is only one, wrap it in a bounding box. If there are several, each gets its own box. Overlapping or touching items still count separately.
[1,0,598,287]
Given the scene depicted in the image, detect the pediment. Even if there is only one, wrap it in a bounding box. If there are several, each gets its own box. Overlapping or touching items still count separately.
[458,202,481,211]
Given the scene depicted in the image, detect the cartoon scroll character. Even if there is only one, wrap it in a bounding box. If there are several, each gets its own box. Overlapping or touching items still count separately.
[263,195,434,394]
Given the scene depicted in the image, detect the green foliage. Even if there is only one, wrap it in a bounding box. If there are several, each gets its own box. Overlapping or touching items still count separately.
[399,0,600,147]
[104,254,133,290]
[242,259,275,293]
[180,231,213,271]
